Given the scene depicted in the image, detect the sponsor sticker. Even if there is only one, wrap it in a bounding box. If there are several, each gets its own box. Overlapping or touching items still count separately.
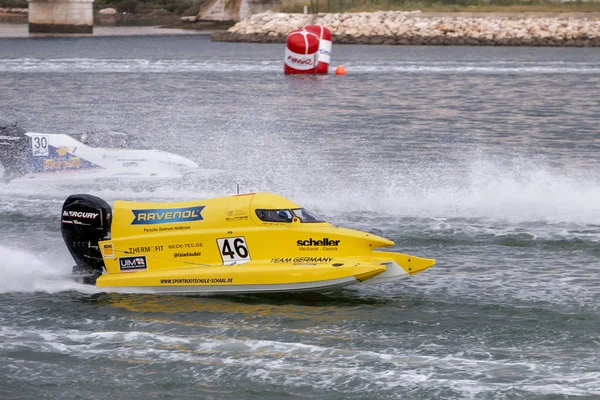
[225,215,249,222]
[119,256,148,272]
[102,243,114,258]
[270,257,334,264]
[95,178,120,183]
[284,48,317,70]
[142,226,191,233]
[62,210,99,220]
[31,134,49,156]
[174,251,202,259]
[127,246,151,254]
[131,206,205,225]
[217,237,250,266]
[318,40,332,63]
[44,157,82,171]
[167,243,203,250]
[296,238,340,252]
[226,210,248,222]
[296,238,340,247]
[160,277,233,285]
[126,245,165,254]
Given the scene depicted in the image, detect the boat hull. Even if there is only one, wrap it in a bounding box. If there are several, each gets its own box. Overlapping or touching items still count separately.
[99,277,359,294]
[95,262,387,294]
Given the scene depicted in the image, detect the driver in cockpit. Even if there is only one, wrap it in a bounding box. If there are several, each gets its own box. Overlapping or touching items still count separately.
[80,132,118,148]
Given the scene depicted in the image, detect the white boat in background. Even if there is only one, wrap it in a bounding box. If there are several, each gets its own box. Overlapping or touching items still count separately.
[0,124,221,188]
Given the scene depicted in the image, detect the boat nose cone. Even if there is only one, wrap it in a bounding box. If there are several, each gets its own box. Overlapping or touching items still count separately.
[167,154,199,170]
[368,235,394,248]
[178,158,199,169]
[187,160,199,169]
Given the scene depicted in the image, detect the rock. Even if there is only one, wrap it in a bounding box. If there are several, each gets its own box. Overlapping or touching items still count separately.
[99,8,117,15]
[211,11,600,47]
[1,7,27,13]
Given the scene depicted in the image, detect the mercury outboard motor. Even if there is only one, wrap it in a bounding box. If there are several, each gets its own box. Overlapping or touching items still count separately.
[61,194,112,284]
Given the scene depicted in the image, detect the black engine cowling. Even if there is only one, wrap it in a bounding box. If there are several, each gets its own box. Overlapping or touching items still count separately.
[61,194,112,284]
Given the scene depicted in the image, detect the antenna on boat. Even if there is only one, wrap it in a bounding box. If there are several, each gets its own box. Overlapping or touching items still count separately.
[237,184,240,195]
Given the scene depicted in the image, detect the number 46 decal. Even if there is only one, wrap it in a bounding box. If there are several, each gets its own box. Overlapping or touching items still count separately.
[217,237,251,266]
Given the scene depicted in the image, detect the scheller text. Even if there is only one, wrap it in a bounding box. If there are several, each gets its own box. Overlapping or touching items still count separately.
[297,238,340,246]
[62,210,98,219]
[271,257,334,264]
[131,206,205,225]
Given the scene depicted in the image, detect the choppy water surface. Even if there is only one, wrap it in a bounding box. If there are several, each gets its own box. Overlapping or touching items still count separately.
[1,34,599,399]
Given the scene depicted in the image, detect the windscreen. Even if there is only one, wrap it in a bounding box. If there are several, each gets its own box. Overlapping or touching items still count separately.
[255,209,293,223]
[292,208,325,223]
[78,130,149,149]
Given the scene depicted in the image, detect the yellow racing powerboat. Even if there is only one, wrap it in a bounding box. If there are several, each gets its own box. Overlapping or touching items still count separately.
[61,192,435,294]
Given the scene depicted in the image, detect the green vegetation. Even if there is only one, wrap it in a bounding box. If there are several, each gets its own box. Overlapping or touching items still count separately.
[0,0,27,8]
[3,0,600,16]
[0,0,205,14]
[276,0,600,14]
[91,0,209,15]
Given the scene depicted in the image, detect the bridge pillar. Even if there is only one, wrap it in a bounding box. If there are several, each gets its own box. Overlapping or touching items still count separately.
[28,0,94,34]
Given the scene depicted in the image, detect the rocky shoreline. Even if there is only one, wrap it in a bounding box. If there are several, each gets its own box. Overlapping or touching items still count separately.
[212,10,600,47]
[0,7,27,22]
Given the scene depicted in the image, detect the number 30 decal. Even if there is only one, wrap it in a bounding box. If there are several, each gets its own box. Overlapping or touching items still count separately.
[31,134,49,157]
[217,237,251,265]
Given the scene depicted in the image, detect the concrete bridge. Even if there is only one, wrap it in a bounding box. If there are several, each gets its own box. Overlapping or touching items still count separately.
[26,0,282,34]
[198,0,280,23]
[28,0,94,33]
